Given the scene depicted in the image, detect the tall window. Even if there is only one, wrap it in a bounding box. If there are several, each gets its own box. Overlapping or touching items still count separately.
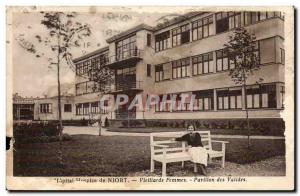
[229,12,241,29]
[76,104,82,115]
[261,84,277,108]
[147,64,151,77]
[246,85,260,109]
[91,56,100,70]
[280,85,285,108]
[100,100,109,114]
[216,12,241,34]
[172,58,190,79]
[64,104,72,112]
[155,31,170,52]
[216,49,234,71]
[83,60,90,74]
[192,16,214,41]
[100,51,109,66]
[155,64,164,82]
[40,103,52,113]
[147,34,151,46]
[116,34,137,61]
[246,84,277,109]
[82,103,90,115]
[280,48,285,64]
[216,12,229,34]
[90,53,109,71]
[245,41,260,64]
[76,103,89,115]
[76,62,83,75]
[193,90,214,111]
[217,87,242,110]
[192,52,214,75]
[156,94,172,112]
[91,102,99,114]
[76,59,91,75]
[115,67,136,90]
[172,24,190,47]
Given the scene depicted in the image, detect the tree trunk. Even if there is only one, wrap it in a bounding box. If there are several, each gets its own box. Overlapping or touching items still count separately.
[243,82,251,149]
[98,94,103,136]
[57,56,64,167]
[98,113,102,136]
[57,24,63,168]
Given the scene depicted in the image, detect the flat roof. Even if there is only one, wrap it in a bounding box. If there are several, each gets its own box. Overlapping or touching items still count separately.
[106,24,155,43]
[153,11,207,31]
[74,11,207,62]
[73,46,109,63]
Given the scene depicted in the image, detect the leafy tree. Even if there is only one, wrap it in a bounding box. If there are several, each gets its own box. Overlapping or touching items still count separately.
[88,59,114,135]
[225,27,262,149]
[16,11,91,166]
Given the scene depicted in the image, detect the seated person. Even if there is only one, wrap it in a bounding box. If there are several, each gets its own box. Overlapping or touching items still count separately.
[174,124,208,175]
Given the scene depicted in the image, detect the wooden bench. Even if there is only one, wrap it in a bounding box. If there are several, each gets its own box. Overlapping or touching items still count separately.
[150,131,229,176]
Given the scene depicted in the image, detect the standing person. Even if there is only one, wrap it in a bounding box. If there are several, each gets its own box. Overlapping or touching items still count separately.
[174,124,208,175]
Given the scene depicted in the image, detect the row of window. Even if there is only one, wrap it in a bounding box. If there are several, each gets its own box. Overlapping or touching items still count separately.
[155,83,284,112]
[39,103,72,113]
[154,43,261,82]
[76,52,109,76]
[76,101,109,115]
[76,81,102,95]
[155,11,283,52]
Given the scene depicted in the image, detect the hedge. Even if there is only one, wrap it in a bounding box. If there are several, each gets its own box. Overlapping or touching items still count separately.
[109,118,285,135]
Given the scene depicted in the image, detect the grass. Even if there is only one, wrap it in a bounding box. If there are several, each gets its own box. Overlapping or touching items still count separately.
[13,135,285,176]
[107,127,284,136]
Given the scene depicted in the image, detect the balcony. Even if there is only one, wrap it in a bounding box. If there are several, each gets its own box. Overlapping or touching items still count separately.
[107,80,143,95]
[105,49,143,69]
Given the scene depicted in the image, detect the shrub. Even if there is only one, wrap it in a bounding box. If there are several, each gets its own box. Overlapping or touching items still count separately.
[13,122,59,138]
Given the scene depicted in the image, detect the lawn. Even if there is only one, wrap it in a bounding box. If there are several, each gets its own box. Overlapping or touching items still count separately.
[107,127,284,136]
[14,135,285,176]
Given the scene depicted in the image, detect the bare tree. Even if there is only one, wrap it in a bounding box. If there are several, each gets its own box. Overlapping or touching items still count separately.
[16,11,91,165]
[225,27,262,149]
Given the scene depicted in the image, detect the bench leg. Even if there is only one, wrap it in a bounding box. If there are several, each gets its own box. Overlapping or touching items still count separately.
[222,155,225,168]
[193,163,198,173]
[181,161,184,168]
[150,159,155,172]
[162,162,167,177]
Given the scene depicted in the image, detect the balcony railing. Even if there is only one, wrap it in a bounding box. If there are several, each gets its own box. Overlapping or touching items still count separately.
[106,49,143,67]
[111,80,142,92]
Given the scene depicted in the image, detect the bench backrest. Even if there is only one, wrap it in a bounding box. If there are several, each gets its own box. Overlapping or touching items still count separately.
[150,131,212,156]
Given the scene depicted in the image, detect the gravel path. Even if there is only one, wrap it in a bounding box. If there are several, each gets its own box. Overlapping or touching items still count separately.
[128,156,285,177]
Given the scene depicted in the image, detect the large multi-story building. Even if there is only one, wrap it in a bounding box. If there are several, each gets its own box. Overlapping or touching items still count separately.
[72,11,285,128]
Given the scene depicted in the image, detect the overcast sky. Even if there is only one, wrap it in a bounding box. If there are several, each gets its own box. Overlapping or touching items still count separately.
[11,7,196,97]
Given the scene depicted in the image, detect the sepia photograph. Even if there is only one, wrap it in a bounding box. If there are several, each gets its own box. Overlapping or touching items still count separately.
[6,6,294,191]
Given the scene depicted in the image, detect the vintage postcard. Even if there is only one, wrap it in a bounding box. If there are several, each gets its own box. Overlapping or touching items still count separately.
[6,6,294,191]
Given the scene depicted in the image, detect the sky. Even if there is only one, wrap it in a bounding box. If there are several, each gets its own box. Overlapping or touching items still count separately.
[10,6,195,97]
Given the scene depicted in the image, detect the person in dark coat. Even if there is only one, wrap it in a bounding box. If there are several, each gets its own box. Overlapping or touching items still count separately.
[174,124,208,176]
